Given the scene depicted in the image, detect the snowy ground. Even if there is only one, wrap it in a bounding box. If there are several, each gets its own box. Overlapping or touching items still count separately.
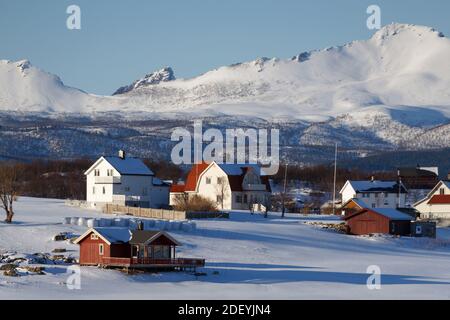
[1,197,450,300]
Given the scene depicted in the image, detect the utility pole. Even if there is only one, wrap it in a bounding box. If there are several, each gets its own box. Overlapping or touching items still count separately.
[397,169,402,208]
[332,143,338,216]
[282,163,288,218]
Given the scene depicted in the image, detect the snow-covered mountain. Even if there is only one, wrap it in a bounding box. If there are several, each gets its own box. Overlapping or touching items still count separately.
[113,67,175,95]
[1,23,450,122]
[1,23,450,163]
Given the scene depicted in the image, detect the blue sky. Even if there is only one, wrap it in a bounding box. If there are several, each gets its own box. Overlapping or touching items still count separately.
[1,0,449,95]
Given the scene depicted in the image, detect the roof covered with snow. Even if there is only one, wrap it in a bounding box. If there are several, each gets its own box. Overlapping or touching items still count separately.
[93,227,132,243]
[347,180,407,193]
[104,156,154,176]
[370,208,413,221]
[217,163,263,176]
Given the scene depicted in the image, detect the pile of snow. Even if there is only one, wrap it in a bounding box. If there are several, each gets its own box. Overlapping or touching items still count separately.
[63,216,196,232]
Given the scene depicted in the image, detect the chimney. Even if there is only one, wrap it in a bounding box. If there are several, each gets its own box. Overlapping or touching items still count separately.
[118,150,125,159]
[137,220,144,231]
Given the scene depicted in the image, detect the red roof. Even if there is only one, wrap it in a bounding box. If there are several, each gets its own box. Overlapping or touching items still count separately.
[427,194,450,204]
[170,184,186,193]
[185,162,210,191]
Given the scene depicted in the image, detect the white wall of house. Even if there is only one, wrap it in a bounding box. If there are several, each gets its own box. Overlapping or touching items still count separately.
[340,182,406,209]
[193,164,232,210]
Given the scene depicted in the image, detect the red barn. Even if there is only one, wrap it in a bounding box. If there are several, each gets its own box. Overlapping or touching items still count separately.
[343,208,413,236]
[74,227,204,270]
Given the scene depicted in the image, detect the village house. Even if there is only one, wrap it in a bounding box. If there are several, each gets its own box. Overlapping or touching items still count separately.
[398,165,439,205]
[74,227,205,270]
[413,177,450,219]
[170,161,272,211]
[344,208,413,236]
[340,179,408,209]
[85,150,169,209]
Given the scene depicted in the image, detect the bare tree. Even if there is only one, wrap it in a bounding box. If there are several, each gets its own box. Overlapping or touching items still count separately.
[0,163,21,223]
[215,177,230,210]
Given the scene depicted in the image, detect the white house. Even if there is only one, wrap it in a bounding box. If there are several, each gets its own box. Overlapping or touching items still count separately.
[414,180,450,219]
[85,150,169,209]
[169,161,272,211]
[340,179,408,209]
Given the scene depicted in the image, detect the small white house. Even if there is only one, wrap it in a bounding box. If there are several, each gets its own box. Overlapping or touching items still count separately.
[414,180,450,219]
[170,161,272,211]
[85,150,169,209]
[340,179,407,209]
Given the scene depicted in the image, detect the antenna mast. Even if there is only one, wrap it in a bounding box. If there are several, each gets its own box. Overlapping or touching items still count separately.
[332,143,338,215]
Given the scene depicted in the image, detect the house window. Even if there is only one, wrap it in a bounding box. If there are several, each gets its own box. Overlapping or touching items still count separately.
[90,234,98,240]
[362,193,369,198]
[99,244,104,255]
[217,195,223,203]
[236,195,242,203]
[107,169,114,176]
[102,186,106,194]
[206,177,211,184]
[243,194,248,203]
[440,188,445,195]
[371,203,376,208]
[92,187,95,195]
[217,177,224,185]
[124,186,130,192]
[94,169,100,176]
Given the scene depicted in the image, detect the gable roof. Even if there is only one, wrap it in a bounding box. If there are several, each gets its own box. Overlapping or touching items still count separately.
[85,156,154,176]
[129,230,181,246]
[179,161,270,193]
[103,156,154,176]
[74,228,181,246]
[74,227,132,245]
[344,180,407,194]
[342,198,367,209]
[413,180,450,207]
[344,208,412,221]
[427,194,450,205]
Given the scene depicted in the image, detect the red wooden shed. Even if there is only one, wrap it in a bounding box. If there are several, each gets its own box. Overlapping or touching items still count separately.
[74,227,204,270]
[343,208,413,236]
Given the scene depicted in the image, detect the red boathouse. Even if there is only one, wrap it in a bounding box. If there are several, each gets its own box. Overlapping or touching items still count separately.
[74,227,205,270]
[343,208,413,236]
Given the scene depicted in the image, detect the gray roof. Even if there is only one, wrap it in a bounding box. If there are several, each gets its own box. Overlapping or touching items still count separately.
[129,230,179,245]
[95,227,132,243]
[348,180,407,193]
[104,156,154,176]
